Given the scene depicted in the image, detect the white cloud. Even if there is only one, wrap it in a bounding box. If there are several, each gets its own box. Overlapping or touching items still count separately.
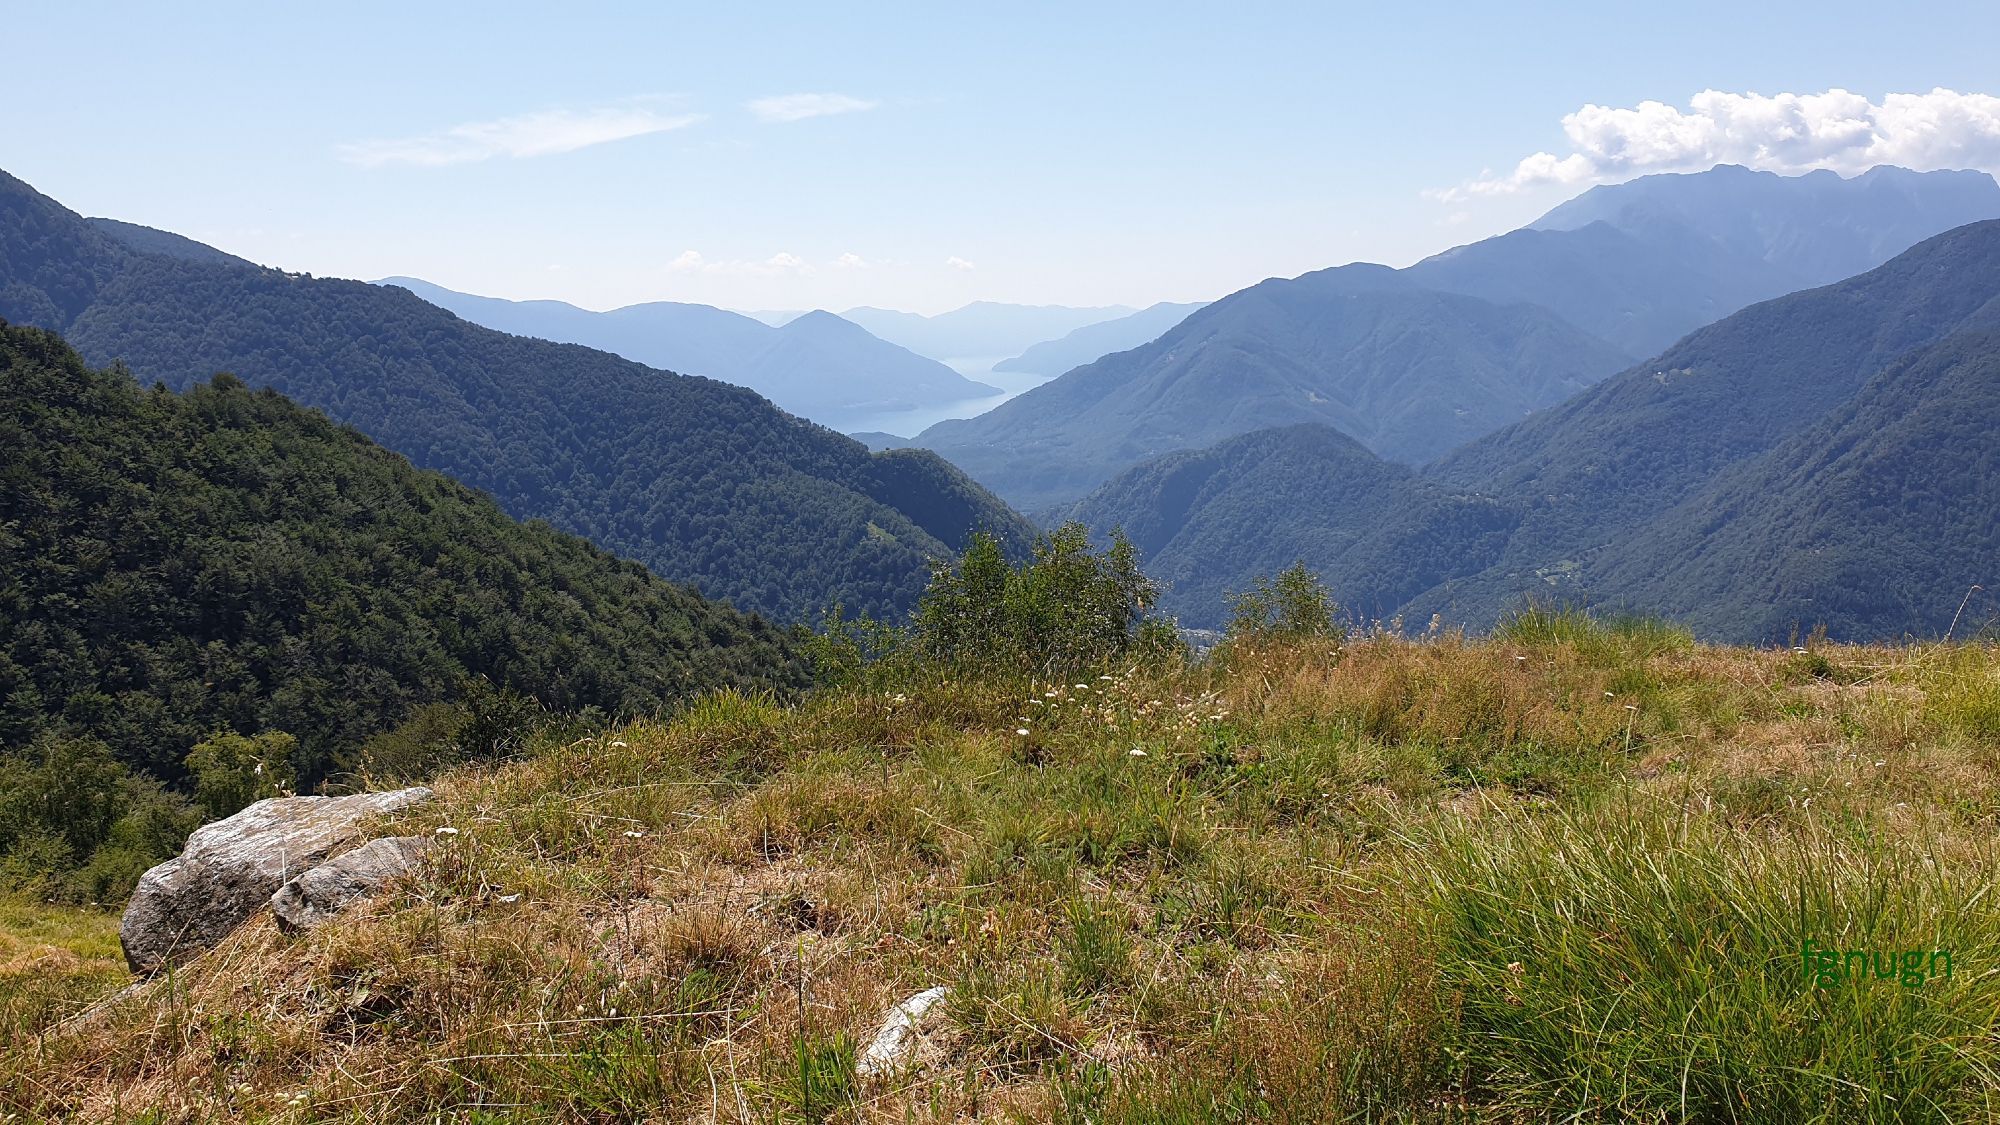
[945,256,976,272]
[666,249,815,276]
[746,93,878,124]
[834,252,869,269]
[340,100,702,168]
[1432,88,2000,202]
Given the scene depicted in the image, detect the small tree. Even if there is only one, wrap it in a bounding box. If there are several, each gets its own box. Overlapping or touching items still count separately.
[801,601,905,688]
[185,730,298,819]
[330,678,547,787]
[1226,563,1343,643]
[912,523,1175,676]
[0,737,198,904]
[0,736,131,860]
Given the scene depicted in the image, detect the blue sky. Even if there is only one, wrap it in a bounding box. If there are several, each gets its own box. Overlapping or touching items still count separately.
[8,2,2000,313]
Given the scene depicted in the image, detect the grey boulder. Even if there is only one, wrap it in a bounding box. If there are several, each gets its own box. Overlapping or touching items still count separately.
[271,835,429,932]
[118,787,431,974]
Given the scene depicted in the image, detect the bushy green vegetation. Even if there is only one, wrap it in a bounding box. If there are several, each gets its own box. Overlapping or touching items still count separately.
[909,524,1177,676]
[1225,562,1343,642]
[8,584,2000,1121]
[810,522,1180,686]
[184,731,298,820]
[0,736,196,905]
[1,169,1035,623]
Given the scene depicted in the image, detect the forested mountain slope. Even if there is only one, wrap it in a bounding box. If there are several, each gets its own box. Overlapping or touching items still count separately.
[1065,221,2000,640]
[0,169,1033,622]
[1410,220,2000,635]
[1589,326,2000,641]
[84,218,252,267]
[1057,424,1517,626]
[0,322,805,787]
[1423,218,2000,582]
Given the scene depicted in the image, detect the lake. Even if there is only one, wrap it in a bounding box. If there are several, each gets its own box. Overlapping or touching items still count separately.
[832,357,1054,438]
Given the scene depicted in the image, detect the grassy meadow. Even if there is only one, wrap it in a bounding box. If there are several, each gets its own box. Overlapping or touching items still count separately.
[5,615,2000,1122]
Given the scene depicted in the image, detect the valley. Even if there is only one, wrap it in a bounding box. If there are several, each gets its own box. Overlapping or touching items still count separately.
[6,14,2000,1117]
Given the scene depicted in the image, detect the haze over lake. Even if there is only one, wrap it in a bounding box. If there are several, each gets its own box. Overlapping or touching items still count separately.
[838,357,1055,436]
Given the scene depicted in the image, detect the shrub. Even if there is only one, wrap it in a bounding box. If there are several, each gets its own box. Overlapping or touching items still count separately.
[332,678,555,787]
[0,736,196,904]
[902,523,1179,678]
[1225,563,1343,644]
[185,730,297,819]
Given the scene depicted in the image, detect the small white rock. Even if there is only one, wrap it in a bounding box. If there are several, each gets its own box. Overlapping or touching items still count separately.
[854,986,948,1081]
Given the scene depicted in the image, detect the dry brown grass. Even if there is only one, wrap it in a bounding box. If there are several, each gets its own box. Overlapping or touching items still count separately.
[6,636,2000,1121]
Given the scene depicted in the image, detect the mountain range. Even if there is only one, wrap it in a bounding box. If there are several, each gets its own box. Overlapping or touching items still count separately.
[919,165,2000,513]
[1065,217,2000,641]
[1404,164,2000,358]
[0,169,1034,624]
[9,160,1996,647]
[991,301,1209,376]
[921,270,1635,512]
[839,301,1136,361]
[371,278,996,428]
